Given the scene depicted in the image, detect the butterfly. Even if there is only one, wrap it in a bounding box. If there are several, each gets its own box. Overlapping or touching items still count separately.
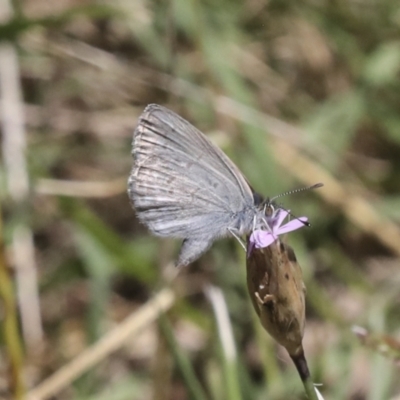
[128,104,320,267]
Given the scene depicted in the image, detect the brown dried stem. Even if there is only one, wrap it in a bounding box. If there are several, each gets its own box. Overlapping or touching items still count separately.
[27,288,176,400]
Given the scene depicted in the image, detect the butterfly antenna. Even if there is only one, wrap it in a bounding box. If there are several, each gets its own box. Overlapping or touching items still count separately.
[270,183,323,202]
[268,183,323,227]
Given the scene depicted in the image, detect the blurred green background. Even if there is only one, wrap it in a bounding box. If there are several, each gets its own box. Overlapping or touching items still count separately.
[1,0,400,399]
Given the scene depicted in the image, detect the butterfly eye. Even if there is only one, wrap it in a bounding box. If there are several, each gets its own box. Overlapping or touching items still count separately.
[253,192,263,206]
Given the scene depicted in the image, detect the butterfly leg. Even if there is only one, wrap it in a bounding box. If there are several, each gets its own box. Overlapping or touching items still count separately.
[228,228,246,250]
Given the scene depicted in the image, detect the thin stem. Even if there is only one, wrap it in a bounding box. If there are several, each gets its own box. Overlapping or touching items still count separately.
[159,315,208,400]
[0,0,43,351]
[302,377,322,400]
[291,352,324,400]
[0,213,25,399]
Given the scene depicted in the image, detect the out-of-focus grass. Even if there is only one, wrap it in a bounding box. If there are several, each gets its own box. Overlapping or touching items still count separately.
[0,0,399,399]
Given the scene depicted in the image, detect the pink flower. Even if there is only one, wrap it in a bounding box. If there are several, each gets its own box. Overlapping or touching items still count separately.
[249,209,308,250]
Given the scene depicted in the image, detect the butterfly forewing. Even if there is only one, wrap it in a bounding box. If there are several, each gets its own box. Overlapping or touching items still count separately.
[128,104,254,240]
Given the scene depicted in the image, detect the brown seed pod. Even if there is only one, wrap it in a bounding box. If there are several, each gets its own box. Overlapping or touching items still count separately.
[246,238,318,392]
[246,239,306,356]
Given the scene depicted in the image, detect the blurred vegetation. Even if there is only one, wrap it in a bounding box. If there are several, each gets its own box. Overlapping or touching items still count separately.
[0,0,400,399]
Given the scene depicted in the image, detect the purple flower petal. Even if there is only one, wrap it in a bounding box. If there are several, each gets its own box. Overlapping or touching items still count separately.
[275,209,289,228]
[265,208,288,232]
[277,217,308,235]
[250,230,277,249]
[249,214,308,250]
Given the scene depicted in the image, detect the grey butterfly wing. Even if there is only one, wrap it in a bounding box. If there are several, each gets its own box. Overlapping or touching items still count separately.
[128,104,255,266]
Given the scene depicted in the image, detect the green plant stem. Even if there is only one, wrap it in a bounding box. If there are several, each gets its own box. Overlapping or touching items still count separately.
[0,214,25,399]
[302,376,320,400]
[159,314,208,400]
[291,352,322,400]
